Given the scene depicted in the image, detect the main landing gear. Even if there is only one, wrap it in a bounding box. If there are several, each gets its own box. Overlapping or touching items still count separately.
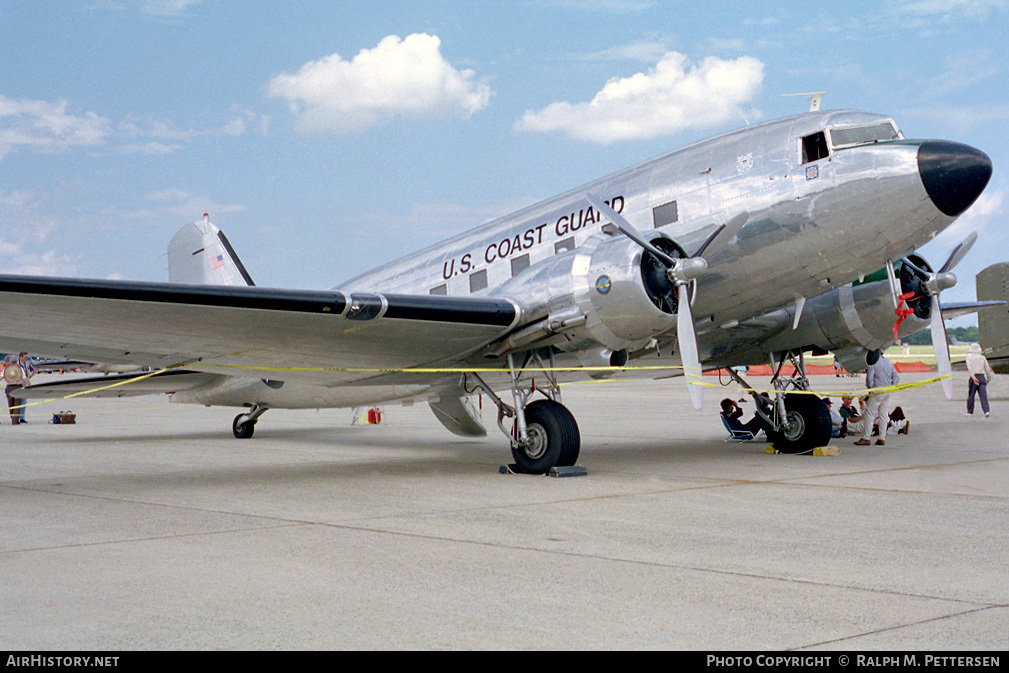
[727,350,831,454]
[468,350,581,474]
[232,404,268,439]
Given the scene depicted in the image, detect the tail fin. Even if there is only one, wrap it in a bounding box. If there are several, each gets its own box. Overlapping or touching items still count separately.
[977,262,1009,372]
[167,213,255,286]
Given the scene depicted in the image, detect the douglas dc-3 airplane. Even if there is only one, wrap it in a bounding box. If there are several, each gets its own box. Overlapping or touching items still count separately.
[2,109,993,472]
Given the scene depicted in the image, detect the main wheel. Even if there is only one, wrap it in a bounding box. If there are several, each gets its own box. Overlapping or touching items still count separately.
[766,393,831,454]
[233,414,256,439]
[510,399,580,473]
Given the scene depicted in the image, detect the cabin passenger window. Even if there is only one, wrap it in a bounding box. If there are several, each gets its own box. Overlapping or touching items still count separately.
[801,132,829,164]
[511,253,530,277]
[652,200,678,228]
[469,269,488,293]
[554,237,575,254]
[429,284,447,295]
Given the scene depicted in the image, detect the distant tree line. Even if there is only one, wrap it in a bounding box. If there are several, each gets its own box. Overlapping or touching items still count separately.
[903,326,979,345]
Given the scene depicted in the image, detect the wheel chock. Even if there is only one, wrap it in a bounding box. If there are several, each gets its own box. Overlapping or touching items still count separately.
[499,464,588,477]
[548,466,587,478]
[765,445,778,454]
[812,447,840,456]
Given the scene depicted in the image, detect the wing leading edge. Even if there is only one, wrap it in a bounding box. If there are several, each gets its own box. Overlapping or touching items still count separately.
[0,275,521,387]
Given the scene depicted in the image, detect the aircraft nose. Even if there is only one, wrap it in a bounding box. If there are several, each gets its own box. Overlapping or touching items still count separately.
[918,140,993,217]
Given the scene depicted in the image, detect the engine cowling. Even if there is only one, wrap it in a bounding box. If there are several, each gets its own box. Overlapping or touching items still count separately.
[497,231,686,352]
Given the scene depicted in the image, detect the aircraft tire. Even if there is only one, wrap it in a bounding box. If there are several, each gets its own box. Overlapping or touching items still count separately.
[233,414,256,439]
[766,393,831,454]
[511,399,580,473]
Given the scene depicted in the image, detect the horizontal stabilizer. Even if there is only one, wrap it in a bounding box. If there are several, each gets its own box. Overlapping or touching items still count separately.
[13,370,224,399]
[940,300,1005,320]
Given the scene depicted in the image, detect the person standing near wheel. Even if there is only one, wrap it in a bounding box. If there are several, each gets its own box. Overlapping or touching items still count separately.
[854,354,899,446]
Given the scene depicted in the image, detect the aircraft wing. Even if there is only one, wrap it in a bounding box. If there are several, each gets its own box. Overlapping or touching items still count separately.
[0,275,520,387]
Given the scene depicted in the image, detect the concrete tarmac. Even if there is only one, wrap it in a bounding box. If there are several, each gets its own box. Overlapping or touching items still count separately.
[1,373,1006,650]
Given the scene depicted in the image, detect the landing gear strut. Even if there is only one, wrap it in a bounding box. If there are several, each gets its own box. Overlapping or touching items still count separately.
[727,351,831,454]
[468,349,581,473]
[233,404,268,439]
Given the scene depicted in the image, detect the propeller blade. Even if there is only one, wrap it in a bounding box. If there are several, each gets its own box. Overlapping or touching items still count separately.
[677,283,703,411]
[930,293,954,400]
[586,193,678,268]
[939,231,978,274]
[689,211,748,258]
[692,224,726,258]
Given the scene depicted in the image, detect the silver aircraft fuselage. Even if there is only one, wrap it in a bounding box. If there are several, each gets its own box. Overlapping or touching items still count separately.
[169,109,990,409]
[346,112,935,304]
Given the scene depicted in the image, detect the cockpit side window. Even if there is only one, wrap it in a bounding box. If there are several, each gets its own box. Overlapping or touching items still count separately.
[801,132,829,164]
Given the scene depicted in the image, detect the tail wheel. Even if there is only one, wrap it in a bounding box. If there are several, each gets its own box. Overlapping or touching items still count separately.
[511,399,581,473]
[766,393,831,454]
[233,414,256,439]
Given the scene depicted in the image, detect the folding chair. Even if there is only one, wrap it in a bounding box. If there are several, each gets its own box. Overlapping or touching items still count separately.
[721,415,755,442]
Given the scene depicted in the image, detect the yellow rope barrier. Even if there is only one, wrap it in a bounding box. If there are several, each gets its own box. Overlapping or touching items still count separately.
[7,367,180,414]
[692,374,952,398]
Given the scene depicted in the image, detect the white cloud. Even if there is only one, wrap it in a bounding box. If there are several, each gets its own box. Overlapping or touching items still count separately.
[0,189,79,276]
[516,52,764,143]
[116,108,267,151]
[267,33,492,135]
[140,0,204,16]
[0,97,112,157]
[116,141,184,155]
[548,0,656,11]
[139,189,245,219]
[145,189,192,203]
[0,97,265,159]
[891,0,1006,21]
[2,249,79,276]
[573,40,672,63]
[94,0,206,18]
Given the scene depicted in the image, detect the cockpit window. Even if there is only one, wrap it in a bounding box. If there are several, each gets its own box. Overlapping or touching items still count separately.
[829,122,900,149]
[801,131,829,164]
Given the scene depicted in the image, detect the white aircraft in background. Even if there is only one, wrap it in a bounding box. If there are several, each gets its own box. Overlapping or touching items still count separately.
[4,109,993,473]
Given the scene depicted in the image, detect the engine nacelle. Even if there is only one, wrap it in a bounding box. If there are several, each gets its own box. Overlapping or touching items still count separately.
[497,232,683,352]
[771,264,934,372]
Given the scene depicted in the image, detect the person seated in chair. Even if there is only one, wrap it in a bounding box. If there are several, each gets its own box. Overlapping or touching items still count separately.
[824,398,845,438]
[720,398,768,437]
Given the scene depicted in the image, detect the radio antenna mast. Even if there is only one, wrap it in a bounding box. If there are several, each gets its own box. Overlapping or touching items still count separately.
[781,91,827,112]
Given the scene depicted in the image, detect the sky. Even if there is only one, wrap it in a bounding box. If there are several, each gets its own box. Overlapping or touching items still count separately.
[1,0,1005,324]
